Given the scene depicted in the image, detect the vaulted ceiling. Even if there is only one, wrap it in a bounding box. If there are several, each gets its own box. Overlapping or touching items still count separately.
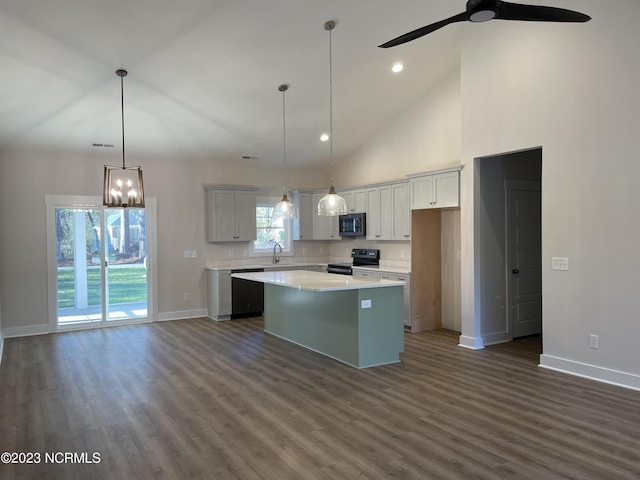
[0,0,467,168]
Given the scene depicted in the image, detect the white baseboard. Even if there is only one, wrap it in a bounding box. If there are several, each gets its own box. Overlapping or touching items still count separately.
[539,354,640,392]
[2,309,207,339]
[458,335,484,350]
[3,324,50,339]
[482,331,511,346]
[155,309,208,322]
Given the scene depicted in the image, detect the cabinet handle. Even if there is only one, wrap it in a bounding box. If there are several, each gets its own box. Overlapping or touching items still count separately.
[404,235,410,238]
[376,235,380,238]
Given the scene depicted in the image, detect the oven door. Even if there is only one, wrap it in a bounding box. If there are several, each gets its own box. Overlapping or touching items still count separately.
[327,264,352,275]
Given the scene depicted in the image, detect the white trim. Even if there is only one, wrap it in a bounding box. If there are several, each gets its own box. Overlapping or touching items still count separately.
[3,324,50,338]
[482,332,511,346]
[539,354,640,392]
[458,335,484,350]
[155,309,208,322]
[0,330,4,365]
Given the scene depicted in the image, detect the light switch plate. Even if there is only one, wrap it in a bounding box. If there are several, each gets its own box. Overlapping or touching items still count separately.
[183,250,196,258]
[361,299,372,309]
[552,257,569,271]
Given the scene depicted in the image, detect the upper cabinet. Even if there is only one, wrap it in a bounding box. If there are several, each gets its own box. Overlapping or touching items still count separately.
[409,169,460,210]
[312,193,341,240]
[291,190,314,241]
[366,185,392,240]
[340,188,366,213]
[204,185,257,242]
[392,182,411,240]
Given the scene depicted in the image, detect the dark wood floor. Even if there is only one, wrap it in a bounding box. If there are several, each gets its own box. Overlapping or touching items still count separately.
[1,318,639,480]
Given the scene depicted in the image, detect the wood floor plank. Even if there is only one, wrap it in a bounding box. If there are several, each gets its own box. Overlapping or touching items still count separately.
[1,318,639,479]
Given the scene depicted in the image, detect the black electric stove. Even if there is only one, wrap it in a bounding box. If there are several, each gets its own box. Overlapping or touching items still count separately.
[327,248,380,276]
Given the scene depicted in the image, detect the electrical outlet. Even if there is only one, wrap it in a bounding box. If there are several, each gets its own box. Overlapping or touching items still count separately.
[302,248,307,255]
[361,299,372,309]
[183,250,196,258]
[552,257,569,271]
[183,293,190,301]
[228,250,234,257]
[589,334,599,349]
[400,249,405,258]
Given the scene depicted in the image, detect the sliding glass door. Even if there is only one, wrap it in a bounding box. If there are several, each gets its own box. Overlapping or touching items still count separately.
[51,200,151,328]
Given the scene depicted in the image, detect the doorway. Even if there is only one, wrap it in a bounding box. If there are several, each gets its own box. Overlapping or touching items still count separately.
[46,196,157,331]
[477,148,542,345]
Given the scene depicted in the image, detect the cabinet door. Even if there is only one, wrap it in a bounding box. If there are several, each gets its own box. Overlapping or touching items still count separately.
[380,273,411,326]
[208,190,237,241]
[379,185,393,240]
[341,191,354,213]
[313,194,339,240]
[219,270,232,315]
[353,269,379,280]
[234,190,257,241]
[292,193,313,240]
[365,187,381,240]
[353,189,367,212]
[392,183,411,240]
[410,175,434,210]
[433,172,459,208]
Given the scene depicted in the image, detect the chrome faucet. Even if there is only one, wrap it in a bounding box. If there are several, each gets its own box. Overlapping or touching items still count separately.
[273,243,283,264]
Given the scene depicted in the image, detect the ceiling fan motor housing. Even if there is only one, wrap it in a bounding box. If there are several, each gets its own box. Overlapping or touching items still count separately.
[467,0,498,22]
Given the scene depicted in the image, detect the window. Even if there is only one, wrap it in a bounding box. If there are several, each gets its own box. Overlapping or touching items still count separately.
[252,198,293,257]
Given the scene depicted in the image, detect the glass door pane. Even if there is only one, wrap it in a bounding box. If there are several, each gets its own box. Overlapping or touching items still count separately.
[56,208,103,325]
[104,208,148,321]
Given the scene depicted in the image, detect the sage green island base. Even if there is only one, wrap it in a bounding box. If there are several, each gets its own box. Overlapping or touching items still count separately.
[231,270,405,369]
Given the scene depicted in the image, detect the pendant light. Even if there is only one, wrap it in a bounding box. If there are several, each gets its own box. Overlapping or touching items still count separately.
[103,69,145,208]
[274,84,297,219]
[317,20,347,216]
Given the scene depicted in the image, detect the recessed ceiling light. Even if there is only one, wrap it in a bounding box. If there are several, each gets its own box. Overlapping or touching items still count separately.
[392,63,404,73]
[320,133,329,142]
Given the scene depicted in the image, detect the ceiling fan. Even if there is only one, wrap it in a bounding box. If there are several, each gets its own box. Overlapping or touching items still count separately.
[379,0,591,48]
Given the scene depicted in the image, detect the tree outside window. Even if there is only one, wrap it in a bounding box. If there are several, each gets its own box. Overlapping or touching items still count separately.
[253,202,292,254]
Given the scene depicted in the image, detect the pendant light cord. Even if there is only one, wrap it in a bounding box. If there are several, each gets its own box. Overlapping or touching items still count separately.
[282,86,287,194]
[120,72,126,169]
[328,23,334,187]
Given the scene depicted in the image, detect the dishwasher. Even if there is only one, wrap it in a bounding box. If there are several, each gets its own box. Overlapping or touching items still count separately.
[231,268,264,318]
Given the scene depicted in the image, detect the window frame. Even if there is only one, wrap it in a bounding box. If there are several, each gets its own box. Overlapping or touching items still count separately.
[250,197,294,258]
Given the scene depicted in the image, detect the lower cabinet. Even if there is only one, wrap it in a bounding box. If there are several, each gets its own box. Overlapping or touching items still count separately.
[207,265,324,321]
[207,269,232,321]
[352,269,412,327]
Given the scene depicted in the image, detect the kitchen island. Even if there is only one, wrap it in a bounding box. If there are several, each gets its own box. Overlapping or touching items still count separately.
[230,270,405,368]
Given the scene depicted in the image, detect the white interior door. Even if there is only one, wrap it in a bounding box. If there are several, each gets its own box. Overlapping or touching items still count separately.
[506,180,542,338]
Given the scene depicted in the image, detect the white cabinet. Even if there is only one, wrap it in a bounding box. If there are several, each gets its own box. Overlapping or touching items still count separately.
[392,182,411,240]
[291,190,314,240]
[352,269,378,280]
[207,269,232,321]
[379,272,412,327]
[366,183,406,241]
[410,170,459,210]
[205,186,257,242]
[340,188,366,213]
[312,193,341,240]
[365,186,392,240]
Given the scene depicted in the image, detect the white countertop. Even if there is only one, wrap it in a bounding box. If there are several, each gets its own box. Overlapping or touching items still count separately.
[206,262,326,272]
[231,270,405,292]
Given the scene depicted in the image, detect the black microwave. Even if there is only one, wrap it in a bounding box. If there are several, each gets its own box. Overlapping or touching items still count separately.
[339,213,366,237]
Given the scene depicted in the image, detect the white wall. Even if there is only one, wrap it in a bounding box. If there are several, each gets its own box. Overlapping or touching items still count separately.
[0,149,325,333]
[459,0,640,387]
[335,67,461,186]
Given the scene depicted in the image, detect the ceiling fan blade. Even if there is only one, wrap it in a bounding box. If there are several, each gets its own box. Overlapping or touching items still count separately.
[496,1,591,22]
[378,12,467,48]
